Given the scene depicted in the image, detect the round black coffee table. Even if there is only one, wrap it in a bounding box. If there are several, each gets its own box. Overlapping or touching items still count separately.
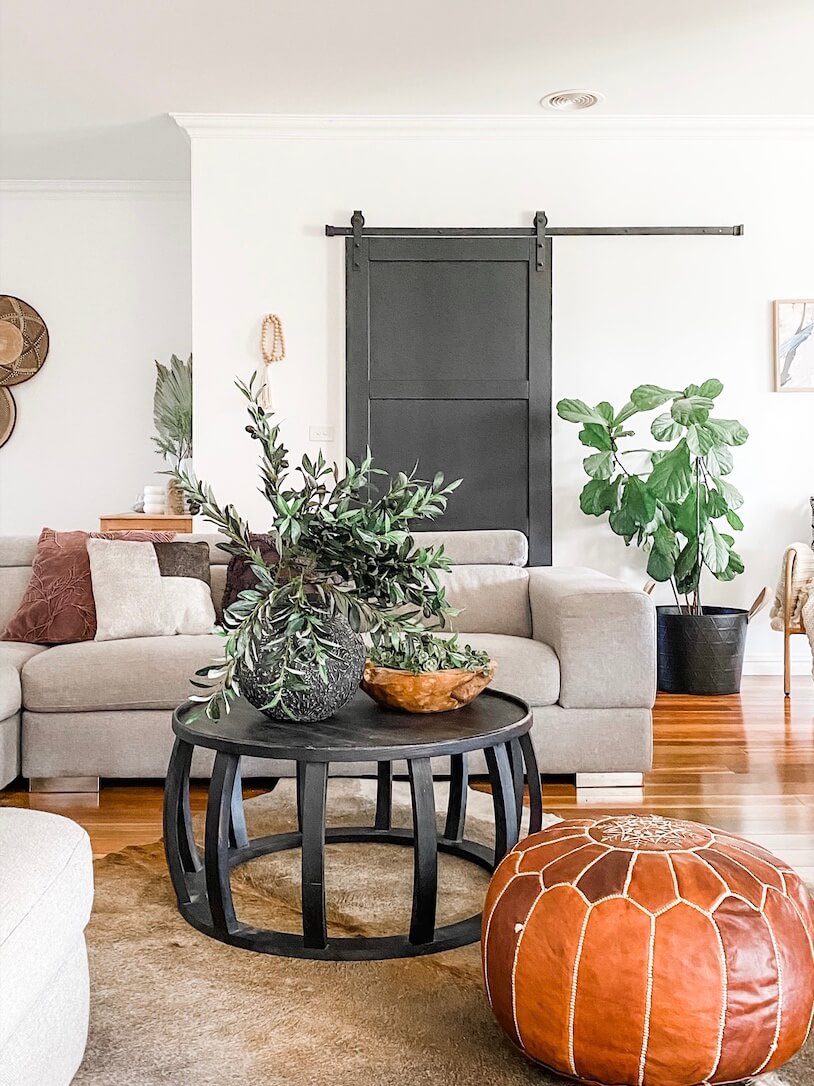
[163,689,541,961]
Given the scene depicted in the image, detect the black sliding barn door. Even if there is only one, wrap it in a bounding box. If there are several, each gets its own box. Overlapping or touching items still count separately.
[346,235,552,565]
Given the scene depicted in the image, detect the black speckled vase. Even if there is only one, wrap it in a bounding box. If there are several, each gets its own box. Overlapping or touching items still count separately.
[235,614,366,723]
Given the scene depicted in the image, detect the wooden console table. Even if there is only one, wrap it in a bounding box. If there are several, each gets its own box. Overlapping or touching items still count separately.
[99,513,193,533]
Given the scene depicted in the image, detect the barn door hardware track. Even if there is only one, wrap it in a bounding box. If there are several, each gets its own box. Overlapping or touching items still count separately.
[326,212,744,271]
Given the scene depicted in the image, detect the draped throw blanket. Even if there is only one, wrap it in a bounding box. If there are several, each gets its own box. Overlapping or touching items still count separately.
[770,543,814,670]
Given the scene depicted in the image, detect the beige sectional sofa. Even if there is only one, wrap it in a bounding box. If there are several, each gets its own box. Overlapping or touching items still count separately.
[0,529,656,793]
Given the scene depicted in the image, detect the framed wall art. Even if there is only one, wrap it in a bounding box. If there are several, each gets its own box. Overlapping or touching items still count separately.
[774,299,814,391]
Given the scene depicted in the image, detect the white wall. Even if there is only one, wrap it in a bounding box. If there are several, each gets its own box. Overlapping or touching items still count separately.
[0,183,191,534]
[184,122,813,671]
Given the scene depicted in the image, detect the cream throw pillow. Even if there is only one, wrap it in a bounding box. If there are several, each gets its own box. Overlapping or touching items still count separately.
[87,538,216,641]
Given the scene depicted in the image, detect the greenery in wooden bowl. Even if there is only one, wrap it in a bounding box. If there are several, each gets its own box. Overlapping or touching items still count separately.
[367,632,492,674]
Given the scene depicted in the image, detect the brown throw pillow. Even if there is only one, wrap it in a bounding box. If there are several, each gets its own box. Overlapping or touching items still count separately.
[1,527,175,645]
[221,534,279,615]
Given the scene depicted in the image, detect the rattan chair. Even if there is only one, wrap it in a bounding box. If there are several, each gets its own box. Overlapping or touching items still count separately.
[783,544,809,697]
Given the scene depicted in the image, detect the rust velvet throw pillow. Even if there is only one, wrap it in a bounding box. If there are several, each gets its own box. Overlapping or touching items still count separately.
[0,527,175,645]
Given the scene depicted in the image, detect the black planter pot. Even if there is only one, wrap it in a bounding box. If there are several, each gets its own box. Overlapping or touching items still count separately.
[656,606,749,695]
[235,614,366,723]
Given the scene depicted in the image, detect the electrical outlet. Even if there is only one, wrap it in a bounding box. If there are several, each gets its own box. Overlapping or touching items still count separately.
[309,425,335,443]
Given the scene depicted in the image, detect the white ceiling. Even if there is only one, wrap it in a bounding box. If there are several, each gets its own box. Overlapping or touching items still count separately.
[1,0,812,180]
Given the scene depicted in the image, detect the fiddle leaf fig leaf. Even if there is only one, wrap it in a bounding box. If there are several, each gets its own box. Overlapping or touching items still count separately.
[630,384,681,411]
[623,475,657,528]
[725,509,744,532]
[706,418,749,446]
[647,546,676,582]
[580,478,617,516]
[595,401,615,423]
[651,412,683,443]
[557,399,608,425]
[713,477,744,510]
[702,522,730,574]
[675,541,700,593]
[705,444,733,476]
[705,488,728,519]
[674,486,707,538]
[578,423,613,451]
[653,524,678,557]
[647,524,679,580]
[583,451,614,480]
[648,440,692,503]
[686,423,716,456]
[727,549,745,575]
[613,401,639,426]
[671,396,714,426]
[698,378,724,400]
[609,505,638,538]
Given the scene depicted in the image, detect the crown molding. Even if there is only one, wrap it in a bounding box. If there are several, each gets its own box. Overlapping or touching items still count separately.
[0,179,189,197]
[171,112,814,141]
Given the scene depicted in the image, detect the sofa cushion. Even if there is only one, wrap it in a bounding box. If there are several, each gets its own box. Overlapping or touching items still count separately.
[0,808,93,1049]
[0,665,21,719]
[445,633,559,706]
[0,641,47,673]
[413,529,528,566]
[22,634,223,712]
[439,566,531,637]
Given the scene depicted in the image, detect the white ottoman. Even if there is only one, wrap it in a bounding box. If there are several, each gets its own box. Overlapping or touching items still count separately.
[0,808,93,1086]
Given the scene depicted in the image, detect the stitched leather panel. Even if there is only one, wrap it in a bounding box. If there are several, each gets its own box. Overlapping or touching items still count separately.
[482,814,814,1086]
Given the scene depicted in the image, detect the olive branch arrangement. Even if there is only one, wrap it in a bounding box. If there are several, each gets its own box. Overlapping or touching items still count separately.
[174,375,461,717]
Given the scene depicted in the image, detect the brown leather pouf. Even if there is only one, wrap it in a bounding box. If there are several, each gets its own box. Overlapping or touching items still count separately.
[482,815,814,1086]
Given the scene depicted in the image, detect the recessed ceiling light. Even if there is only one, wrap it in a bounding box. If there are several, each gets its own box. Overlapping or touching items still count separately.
[540,90,604,112]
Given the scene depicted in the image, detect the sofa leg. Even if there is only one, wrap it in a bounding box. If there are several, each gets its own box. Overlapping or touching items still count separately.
[575,772,643,804]
[29,776,100,794]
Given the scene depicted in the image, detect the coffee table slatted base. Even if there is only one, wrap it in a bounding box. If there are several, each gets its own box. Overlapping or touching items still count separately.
[164,690,540,961]
[176,828,496,961]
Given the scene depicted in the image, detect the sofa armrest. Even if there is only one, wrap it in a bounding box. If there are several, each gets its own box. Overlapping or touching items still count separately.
[528,567,656,709]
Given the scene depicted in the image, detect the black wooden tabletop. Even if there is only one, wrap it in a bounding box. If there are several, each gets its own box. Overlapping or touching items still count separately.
[173,688,531,762]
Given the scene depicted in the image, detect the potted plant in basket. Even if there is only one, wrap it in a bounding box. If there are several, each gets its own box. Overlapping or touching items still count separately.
[363,631,496,713]
[557,379,753,695]
[173,375,495,722]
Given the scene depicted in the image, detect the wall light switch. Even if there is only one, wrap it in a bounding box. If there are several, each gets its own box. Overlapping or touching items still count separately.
[309,425,335,443]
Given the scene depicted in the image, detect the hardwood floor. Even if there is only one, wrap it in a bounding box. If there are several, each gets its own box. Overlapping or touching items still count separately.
[3,675,813,878]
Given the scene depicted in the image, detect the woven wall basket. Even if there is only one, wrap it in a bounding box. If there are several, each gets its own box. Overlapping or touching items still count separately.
[0,295,49,387]
[0,388,15,447]
[0,295,50,448]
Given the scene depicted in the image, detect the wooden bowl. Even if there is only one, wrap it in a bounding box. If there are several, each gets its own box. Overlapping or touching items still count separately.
[361,660,496,713]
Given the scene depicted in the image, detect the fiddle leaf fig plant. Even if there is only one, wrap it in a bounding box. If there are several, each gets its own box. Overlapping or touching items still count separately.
[557,380,747,614]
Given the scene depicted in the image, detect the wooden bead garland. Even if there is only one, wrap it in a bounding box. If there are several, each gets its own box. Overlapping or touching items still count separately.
[259,314,286,408]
